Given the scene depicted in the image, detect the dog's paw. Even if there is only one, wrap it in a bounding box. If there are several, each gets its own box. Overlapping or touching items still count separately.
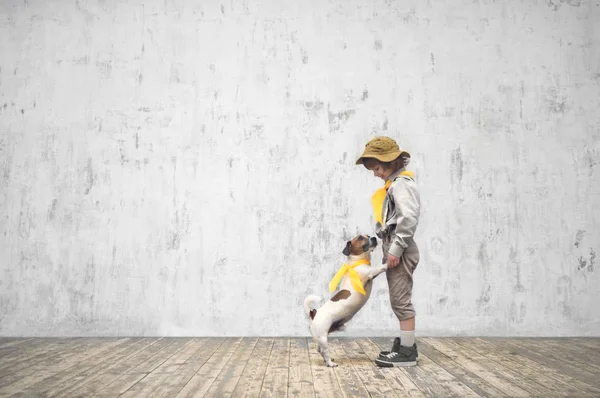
[327,361,338,367]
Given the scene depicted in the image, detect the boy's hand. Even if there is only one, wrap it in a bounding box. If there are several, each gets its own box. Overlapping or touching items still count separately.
[387,254,400,268]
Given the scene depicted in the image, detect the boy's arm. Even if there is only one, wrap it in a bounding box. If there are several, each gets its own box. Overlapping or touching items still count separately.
[388,177,420,258]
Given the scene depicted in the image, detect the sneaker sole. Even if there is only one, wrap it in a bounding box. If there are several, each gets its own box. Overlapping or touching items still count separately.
[378,351,420,361]
[375,358,417,367]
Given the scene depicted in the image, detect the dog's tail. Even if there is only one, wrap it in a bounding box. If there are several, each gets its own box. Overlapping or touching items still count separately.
[304,295,321,318]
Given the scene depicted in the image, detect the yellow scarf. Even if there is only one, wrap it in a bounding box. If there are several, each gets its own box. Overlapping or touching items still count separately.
[329,259,370,295]
[371,170,415,225]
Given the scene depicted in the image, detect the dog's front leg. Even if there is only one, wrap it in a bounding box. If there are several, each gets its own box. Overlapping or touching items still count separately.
[368,263,389,280]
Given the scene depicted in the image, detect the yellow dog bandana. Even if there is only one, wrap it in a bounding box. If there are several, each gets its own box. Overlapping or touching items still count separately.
[371,171,415,225]
[329,259,371,295]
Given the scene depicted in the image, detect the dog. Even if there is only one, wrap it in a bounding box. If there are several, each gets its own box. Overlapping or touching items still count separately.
[303,234,388,367]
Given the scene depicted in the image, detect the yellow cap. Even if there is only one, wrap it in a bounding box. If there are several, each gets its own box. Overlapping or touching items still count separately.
[355,136,410,165]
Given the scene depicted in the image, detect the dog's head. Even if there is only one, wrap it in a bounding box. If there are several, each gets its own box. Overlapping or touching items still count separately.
[342,234,378,257]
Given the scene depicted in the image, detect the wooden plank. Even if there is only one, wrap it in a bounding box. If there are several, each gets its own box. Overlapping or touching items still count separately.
[571,338,600,351]
[0,338,129,396]
[11,338,147,397]
[174,337,244,398]
[358,338,426,398]
[75,337,192,397]
[423,338,533,397]
[472,338,587,396]
[201,337,260,398]
[150,338,225,398]
[477,337,600,397]
[453,337,574,397]
[225,338,274,398]
[0,338,41,355]
[259,337,290,398]
[120,338,190,373]
[0,338,103,389]
[0,338,78,375]
[488,338,600,391]
[509,338,600,385]
[529,338,600,370]
[65,338,183,397]
[392,337,509,398]
[0,338,36,352]
[144,338,208,375]
[339,338,399,398]
[40,338,164,397]
[99,373,150,397]
[569,338,600,366]
[0,338,69,379]
[287,337,315,398]
[307,338,344,398]
[440,337,557,396]
[327,337,370,398]
[364,338,481,398]
[4,337,598,398]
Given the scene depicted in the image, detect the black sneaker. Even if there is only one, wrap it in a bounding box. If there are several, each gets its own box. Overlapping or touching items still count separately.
[378,337,401,358]
[378,337,419,361]
[375,344,418,367]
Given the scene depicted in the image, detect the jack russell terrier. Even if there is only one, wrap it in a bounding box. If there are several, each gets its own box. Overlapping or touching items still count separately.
[303,234,388,367]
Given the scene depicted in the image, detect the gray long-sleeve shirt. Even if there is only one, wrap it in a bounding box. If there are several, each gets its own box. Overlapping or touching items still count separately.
[375,168,421,258]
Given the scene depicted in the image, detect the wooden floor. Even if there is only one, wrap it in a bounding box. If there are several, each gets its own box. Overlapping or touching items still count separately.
[0,337,599,397]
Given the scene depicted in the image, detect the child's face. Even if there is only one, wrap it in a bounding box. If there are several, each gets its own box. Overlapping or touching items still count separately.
[366,163,394,181]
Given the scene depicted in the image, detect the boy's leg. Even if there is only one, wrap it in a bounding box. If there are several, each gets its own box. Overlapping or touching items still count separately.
[376,244,419,367]
[400,317,415,346]
[380,318,418,359]
[401,317,415,330]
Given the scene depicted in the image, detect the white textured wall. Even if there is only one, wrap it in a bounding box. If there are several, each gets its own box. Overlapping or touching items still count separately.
[1,0,599,337]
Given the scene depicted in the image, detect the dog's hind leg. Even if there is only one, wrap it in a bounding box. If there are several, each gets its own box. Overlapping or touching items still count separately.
[316,343,336,362]
[317,336,337,367]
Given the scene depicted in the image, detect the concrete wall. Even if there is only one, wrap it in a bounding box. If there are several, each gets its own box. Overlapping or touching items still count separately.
[1,0,599,337]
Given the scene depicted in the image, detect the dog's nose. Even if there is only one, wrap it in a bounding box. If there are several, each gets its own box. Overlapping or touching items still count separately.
[370,236,378,246]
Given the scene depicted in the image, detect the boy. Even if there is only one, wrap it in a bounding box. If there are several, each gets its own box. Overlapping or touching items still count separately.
[355,136,421,367]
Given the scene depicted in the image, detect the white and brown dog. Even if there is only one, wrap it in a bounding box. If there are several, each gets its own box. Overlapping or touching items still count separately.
[303,234,388,367]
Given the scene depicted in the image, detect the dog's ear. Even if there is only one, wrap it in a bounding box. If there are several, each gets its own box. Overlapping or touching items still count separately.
[342,241,351,256]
